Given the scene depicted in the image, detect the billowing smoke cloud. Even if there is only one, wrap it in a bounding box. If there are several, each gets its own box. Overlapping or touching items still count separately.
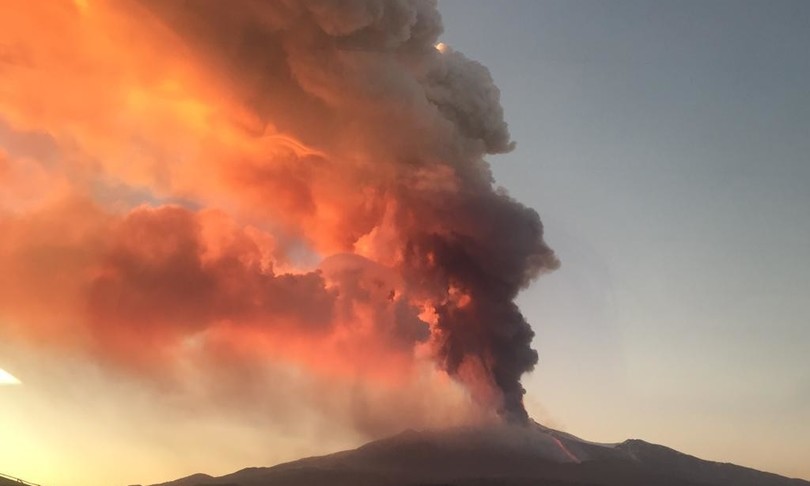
[0,0,557,426]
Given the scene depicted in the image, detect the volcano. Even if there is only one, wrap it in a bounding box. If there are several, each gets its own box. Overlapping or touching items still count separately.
[151,423,808,486]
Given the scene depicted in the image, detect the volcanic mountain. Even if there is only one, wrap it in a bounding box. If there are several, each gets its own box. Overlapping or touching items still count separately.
[152,422,808,486]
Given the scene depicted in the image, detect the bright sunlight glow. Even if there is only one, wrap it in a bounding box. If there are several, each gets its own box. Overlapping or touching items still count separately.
[0,368,22,385]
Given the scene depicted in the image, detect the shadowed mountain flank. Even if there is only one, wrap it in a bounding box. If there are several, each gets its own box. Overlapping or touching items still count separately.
[152,423,809,486]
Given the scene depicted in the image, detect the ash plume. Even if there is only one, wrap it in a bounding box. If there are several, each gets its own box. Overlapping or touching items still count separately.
[0,0,557,425]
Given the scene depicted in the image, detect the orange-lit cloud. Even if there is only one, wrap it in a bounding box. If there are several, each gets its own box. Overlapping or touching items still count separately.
[0,0,557,429]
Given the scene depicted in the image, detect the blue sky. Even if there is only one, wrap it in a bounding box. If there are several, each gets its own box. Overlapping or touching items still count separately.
[439,0,809,478]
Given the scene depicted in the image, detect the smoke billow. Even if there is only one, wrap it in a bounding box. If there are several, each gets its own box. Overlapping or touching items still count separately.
[0,0,557,426]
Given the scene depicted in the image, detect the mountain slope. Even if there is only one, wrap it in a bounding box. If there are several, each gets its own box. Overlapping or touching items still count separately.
[153,423,809,486]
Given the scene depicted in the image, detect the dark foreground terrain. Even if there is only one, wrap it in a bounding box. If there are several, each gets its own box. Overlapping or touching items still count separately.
[154,423,809,486]
[0,473,40,486]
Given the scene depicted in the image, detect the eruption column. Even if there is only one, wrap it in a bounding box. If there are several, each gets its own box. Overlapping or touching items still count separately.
[0,0,558,425]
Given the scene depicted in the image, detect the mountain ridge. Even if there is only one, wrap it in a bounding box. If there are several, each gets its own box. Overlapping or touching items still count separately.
[152,423,810,486]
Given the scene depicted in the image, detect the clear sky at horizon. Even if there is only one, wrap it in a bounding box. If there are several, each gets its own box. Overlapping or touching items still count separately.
[439,0,809,479]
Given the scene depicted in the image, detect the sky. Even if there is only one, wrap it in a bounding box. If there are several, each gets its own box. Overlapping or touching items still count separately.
[439,0,810,479]
[1,1,809,485]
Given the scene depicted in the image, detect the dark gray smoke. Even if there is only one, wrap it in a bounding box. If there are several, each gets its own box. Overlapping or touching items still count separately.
[130,0,560,422]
